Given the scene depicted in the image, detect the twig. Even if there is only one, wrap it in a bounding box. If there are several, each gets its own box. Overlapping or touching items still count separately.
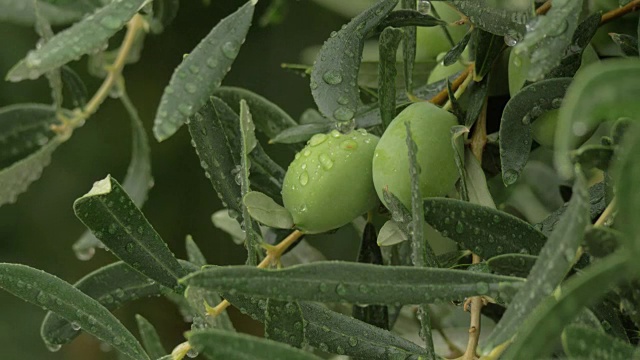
[601,0,640,24]
[594,197,617,227]
[53,14,147,132]
[470,101,488,163]
[206,230,304,317]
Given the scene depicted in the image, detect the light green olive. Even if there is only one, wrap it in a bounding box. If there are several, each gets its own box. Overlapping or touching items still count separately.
[282,130,379,234]
[531,109,597,149]
[427,52,468,84]
[372,102,459,208]
[415,2,469,60]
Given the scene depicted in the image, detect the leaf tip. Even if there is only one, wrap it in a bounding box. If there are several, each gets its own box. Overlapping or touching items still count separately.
[84,175,113,197]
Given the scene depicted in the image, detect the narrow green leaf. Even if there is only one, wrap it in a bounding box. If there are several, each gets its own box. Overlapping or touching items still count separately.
[188,329,322,360]
[147,0,180,34]
[512,0,581,81]
[563,325,637,360]
[379,27,404,129]
[451,125,470,201]
[243,191,293,229]
[182,262,524,305]
[185,235,207,267]
[610,33,639,57]
[616,124,640,259]
[401,0,417,93]
[486,253,537,278]
[377,220,407,247]
[211,210,245,245]
[423,198,546,258]
[443,30,473,66]
[152,1,255,141]
[451,0,531,37]
[0,0,83,26]
[473,29,504,79]
[211,86,298,143]
[265,299,305,348]
[501,252,631,360]
[73,175,187,292]
[222,293,432,359]
[500,77,571,185]
[376,9,445,31]
[547,12,601,78]
[310,0,398,123]
[135,315,167,359]
[555,59,640,179]
[269,123,332,144]
[463,74,489,128]
[571,144,613,171]
[73,89,153,260]
[0,263,149,360]
[7,0,146,82]
[41,261,166,346]
[483,171,590,353]
[183,286,235,331]
[60,66,88,108]
[299,108,327,124]
[464,149,497,208]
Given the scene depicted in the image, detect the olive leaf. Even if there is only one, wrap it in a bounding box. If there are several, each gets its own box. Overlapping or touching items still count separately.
[135,315,167,359]
[450,0,531,37]
[152,1,255,141]
[379,27,404,129]
[486,253,537,278]
[609,33,639,57]
[546,12,601,78]
[615,123,640,258]
[311,0,398,123]
[443,30,472,66]
[270,123,332,144]
[401,0,417,93]
[562,325,638,360]
[7,0,147,82]
[243,191,293,229]
[265,299,305,348]
[473,29,504,79]
[0,0,84,26]
[185,235,207,267]
[377,220,407,246]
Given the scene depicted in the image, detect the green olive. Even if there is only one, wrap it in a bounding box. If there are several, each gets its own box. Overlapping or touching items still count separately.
[415,2,468,61]
[531,109,597,149]
[282,129,379,234]
[372,102,459,208]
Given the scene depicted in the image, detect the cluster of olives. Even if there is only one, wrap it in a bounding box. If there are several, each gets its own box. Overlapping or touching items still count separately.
[282,102,458,234]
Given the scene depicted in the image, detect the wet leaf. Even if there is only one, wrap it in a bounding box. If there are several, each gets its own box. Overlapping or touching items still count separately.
[243,191,293,229]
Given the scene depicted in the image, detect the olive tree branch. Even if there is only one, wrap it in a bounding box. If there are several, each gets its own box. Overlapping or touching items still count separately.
[601,0,640,24]
[53,14,147,133]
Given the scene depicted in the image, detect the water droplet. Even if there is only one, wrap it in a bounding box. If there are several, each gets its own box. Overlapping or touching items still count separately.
[455,221,464,234]
[476,282,489,295]
[503,169,519,185]
[114,288,125,299]
[416,0,431,15]
[341,139,358,151]
[187,348,199,358]
[358,284,369,293]
[492,215,500,223]
[303,149,312,157]
[322,70,343,85]
[108,223,117,235]
[319,154,333,170]
[335,283,347,296]
[125,242,135,253]
[221,41,240,59]
[99,15,121,30]
[308,133,327,146]
[337,95,349,105]
[330,129,341,138]
[521,114,531,125]
[299,171,309,186]
[178,103,193,116]
[36,291,48,304]
[46,343,61,352]
[206,58,218,68]
[549,19,568,36]
[572,121,589,136]
[310,80,318,90]
[348,336,358,347]
[504,34,518,47]
[319,283,328,292]
[75,246,96,261]
[184,83,197,94]
[71,322,81,331]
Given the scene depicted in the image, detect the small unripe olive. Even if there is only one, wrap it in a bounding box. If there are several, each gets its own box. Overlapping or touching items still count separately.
[282,130,379,234]
[372,102,459,208]
[531,109,597,149]
[415,3,469,60]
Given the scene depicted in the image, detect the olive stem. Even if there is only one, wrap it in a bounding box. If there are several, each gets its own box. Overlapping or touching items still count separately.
[443,71,474,111]
[470,101,488,163]
[52,14,147,133]
[601,0,640,25]
[206,230,305,317]
[170,341,192,360]
[594,196,617,227]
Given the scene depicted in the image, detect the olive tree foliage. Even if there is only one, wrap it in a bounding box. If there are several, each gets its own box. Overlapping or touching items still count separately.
[0,0,640,359]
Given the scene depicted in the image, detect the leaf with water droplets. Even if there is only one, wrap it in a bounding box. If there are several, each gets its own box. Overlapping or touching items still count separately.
[486,253,537,278]
[222,292,429,359]
[311,0,398,123]
[609,33,639,57]
[451,125,470,201]
[499,252,631,360]
[555,59,640,179]
[183,285,235,332]
[243,191,293,229]
[73,91,153,260]
[444,30,473,66]
[40,261,170,347]
[270,123,332,144]
[546,12,601,78]
[379,27,404,129]
[182,261,524,305]
[6,0,146,82]
[500,77,572,186]
[615,124,640,260]
[0,263,149,360]
[0,104,68,207]
[73,175,187,292]
[0,0,85,26]
[375,9,445,33]
[265,299,305,348]
[483,171,590,353]
[152,1,255,141]
[563,325,637,360]
[135,315,167,359]
[188,328,322,360]
[450,0,531,37]
[401,0,417,93]
[60,66,89,108]
[423,198,546,258]
[512,0,581,81]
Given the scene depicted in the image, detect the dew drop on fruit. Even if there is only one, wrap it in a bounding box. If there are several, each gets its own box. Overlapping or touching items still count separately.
[341,139,358,151]
[319,154,334,170]
[330,129,341,138]
[299,171,309,186]
[308,133,327,146]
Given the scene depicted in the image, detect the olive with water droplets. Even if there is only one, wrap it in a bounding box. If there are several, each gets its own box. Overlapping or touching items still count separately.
[372,102,459,208]
[282,130,379,234]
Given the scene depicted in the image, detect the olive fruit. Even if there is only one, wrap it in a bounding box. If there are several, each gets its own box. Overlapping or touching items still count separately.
[372,102,459,208]
[415,2,469,60]
[531,109,597,149]
[282,130,379,234]
[427,52,468,84]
